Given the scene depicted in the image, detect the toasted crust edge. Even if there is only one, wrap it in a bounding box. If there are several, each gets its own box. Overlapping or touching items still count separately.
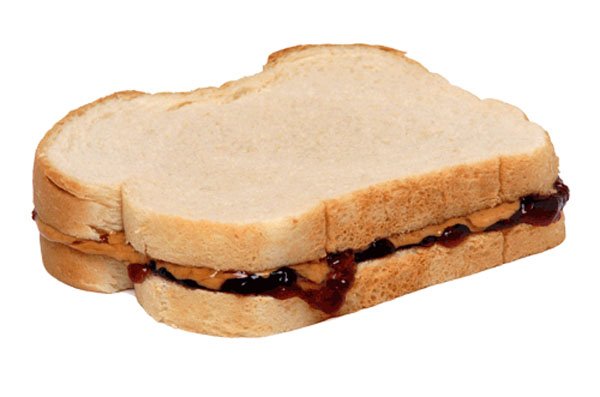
[38,216,565,336]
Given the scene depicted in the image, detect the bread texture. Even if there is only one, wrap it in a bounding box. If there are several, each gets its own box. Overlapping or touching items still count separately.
[39,218,565,336]
[34,44,558,272]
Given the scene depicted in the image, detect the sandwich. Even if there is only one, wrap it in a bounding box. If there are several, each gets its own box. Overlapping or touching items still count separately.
[33,44,569,337]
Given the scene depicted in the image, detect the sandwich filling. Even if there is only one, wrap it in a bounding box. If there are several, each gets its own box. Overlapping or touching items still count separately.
[35,178,569,314]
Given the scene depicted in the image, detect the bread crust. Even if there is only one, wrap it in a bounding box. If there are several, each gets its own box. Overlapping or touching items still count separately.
[40,237,132,293]
[39,217,565,336]
[33,44,559,271]
[266,44,407,66]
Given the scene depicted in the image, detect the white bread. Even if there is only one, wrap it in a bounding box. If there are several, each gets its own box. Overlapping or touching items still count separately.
[33,44,566,337]
[39,218,565,336]
[34,44,558,272]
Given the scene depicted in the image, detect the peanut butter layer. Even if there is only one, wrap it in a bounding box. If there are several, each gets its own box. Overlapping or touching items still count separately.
[388,201,519,248]
[35,201,520,290]
[36,218,148,264]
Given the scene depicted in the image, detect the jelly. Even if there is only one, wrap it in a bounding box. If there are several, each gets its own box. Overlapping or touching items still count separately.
[221,252,355,314]
[355,239,396,262]
[127,263,152,283]
[221,267,297,294]
[438,224,471,248]
[486,178,569,231]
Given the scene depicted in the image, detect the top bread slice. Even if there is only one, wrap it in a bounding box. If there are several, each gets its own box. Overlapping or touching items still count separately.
[34,44,558,272]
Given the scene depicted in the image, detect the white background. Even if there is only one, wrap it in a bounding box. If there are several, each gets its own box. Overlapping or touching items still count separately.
[1,1,598,396]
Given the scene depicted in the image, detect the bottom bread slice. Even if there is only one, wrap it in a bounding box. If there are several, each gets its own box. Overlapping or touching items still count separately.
[39,218,565,337]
